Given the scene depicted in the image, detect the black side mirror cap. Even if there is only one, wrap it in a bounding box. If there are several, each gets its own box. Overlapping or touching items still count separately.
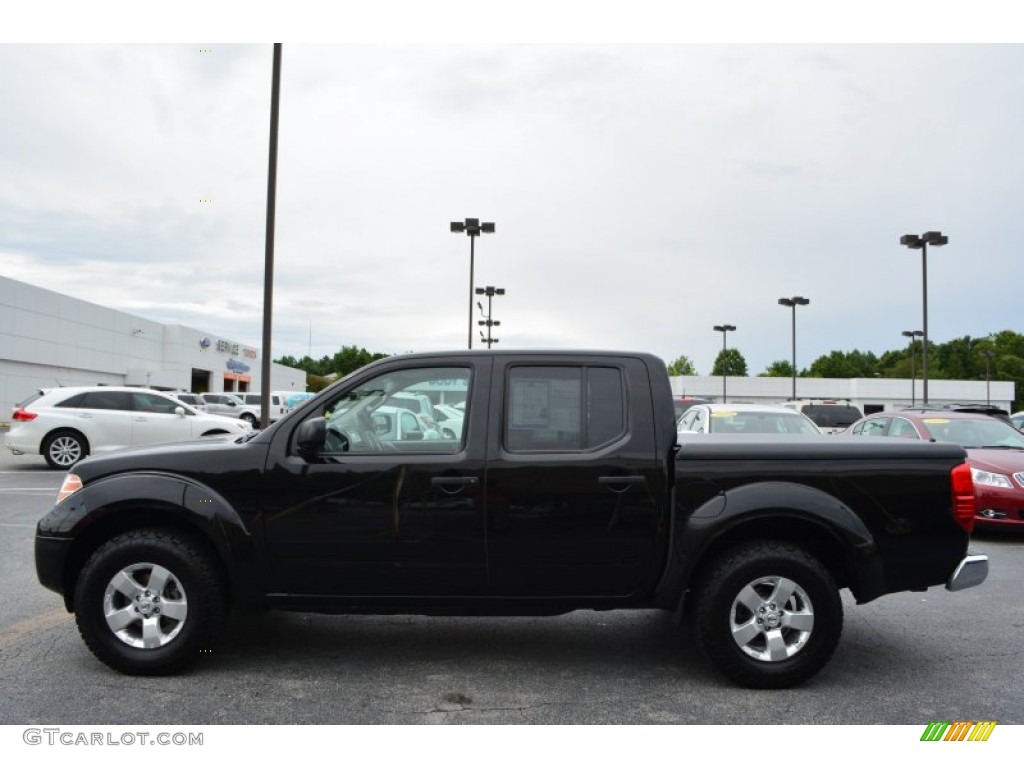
[296,417,326,457]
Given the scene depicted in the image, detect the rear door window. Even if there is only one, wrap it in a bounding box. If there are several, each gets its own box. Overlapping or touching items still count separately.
[505,366,626,452]
[79,391,133,411]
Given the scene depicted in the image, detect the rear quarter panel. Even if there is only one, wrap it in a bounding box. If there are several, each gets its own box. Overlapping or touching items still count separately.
[668,435,970,602]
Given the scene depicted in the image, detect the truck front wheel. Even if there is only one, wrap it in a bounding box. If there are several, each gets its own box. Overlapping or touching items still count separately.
[73,528,227,675]
[693,541,843,689]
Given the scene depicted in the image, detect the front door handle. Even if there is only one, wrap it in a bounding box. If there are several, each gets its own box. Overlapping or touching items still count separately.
[431,476,479,490]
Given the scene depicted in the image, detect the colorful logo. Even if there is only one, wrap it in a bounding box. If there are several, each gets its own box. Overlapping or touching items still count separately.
[920,721,996,741]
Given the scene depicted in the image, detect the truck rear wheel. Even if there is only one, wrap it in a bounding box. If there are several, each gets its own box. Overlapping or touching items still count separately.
[73,528,227,675]
[693,541,843,689]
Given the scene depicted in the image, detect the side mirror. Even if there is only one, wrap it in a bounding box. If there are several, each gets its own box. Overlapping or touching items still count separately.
[174,406,186,417]
[296,417,326,457]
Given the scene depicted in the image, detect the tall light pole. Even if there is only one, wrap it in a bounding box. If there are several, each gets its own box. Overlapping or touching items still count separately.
[901,330,924,407]
[778,296,809,400]
[712,324,736,403]
[900,231,948,405]
[260,43,282,431]
[476,285,505,349]
[450,218,495,349]
[980,349,994,406]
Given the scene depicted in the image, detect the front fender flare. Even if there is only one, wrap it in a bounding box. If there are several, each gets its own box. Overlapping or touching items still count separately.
[43,472,265,610]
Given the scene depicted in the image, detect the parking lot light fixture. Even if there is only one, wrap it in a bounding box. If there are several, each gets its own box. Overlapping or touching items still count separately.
[901,330,924,406]
[900,231,948,405]
[778,297,810,400]
[451,218,495,349]
[712,324,736,402]
[475,285,505,349]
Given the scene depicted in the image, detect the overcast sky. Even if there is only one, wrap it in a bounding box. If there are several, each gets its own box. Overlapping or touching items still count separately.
[3,15,1022,375]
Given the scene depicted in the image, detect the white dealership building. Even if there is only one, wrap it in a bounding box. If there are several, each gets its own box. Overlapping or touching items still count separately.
[671,374,1015,415]
[0,276,307,421]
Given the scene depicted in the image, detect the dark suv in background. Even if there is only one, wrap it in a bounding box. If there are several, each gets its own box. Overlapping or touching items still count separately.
[929,403,1013,425]
[779,399,863,435]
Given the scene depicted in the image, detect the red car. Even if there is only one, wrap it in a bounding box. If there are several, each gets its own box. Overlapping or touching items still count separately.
[845,409,1024,531]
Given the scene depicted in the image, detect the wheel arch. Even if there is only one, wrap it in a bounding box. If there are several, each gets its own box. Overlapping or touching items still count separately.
[664,481,886,615]
[56,474,265,613]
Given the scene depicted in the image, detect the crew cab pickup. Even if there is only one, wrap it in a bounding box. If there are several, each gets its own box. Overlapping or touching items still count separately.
[34,351,988,688]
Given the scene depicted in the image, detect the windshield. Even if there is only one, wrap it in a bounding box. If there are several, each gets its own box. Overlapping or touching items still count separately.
[919,417,1024,449]
[710,410,821,435]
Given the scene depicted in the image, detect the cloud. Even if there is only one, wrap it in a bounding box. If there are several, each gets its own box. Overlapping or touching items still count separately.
[2,43,1023,375]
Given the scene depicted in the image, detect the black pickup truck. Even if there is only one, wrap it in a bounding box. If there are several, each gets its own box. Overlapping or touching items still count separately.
[34,350,988,688]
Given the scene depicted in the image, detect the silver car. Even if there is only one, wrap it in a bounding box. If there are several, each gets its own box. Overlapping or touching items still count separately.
[200,393,261,428]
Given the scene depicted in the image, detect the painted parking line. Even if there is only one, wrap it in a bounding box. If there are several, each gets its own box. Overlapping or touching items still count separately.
[0,609,72,652]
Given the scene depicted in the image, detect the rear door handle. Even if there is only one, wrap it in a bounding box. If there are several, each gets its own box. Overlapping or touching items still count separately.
[598,475,645,491]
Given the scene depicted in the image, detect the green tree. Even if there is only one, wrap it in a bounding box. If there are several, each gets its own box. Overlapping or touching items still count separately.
[666,354,698,376]
[876,347,914,378]
[276,345,389,378]
[328,345,389,377]
[758,360,795,377]
[806,349,879,378]
[711,348,748,377]
[931,336,982,380]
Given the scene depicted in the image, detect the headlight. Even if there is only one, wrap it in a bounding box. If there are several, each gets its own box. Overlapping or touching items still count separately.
[970,467,1013,488]
[56,473,83,503]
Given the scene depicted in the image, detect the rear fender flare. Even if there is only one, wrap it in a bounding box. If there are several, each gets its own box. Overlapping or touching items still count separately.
[663,481,884,610]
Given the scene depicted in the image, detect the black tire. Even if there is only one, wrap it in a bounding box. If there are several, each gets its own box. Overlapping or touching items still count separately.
[73,528,227,675]
[42,429,88,470]
[693,541,843,689]
[241,413,258,427]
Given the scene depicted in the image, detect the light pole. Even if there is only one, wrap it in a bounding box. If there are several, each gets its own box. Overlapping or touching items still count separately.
[900,231,948,405]
[450,218,495,349]
[901,330,923,407]
[778,296,809,400]
[475,285,505,349]
[712,324,736,402]
[980,349,994,406]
